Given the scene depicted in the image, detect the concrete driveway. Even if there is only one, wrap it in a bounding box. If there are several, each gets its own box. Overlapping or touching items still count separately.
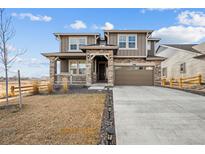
[113,86,205,144]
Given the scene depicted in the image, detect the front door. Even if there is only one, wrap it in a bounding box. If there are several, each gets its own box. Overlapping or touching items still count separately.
[98,62,106,81]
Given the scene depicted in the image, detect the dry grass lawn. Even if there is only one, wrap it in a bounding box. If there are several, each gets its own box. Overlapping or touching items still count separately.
[0,93,106,144]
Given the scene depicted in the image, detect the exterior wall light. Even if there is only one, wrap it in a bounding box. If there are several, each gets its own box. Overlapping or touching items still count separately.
[106,126,115,145]
[108,104,112,119]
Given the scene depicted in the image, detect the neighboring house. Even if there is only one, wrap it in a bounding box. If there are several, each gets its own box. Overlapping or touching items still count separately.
[42,30,164,87]
[156,43,205,83]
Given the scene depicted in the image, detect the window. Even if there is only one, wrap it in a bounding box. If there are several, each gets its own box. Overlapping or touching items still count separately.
[119,35,126,48]
[79,60,86,74]
[69,37,86,51]
[145,66,154,70]
[162,67,167,77]
[180,63,186,73]
[118,35,137,49]
[69,61,78,74]
[69,60,86,74]
[128,36,136,48]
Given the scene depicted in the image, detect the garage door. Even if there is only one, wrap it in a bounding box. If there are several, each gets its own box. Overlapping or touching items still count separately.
[114,66,154,85]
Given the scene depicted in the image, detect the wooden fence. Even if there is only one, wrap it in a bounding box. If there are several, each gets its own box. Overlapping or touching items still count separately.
[10,81,52,97]
[161,74,202,89]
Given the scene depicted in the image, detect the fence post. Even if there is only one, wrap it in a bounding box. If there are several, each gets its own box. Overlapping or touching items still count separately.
[199,74,202,85]
[47,82,52,94]
[33,81,39,94]
[10,86,15,96]
[18,70,22,109]
[179,78,183,88]
[170,78,173,88]
[161,79,165,86]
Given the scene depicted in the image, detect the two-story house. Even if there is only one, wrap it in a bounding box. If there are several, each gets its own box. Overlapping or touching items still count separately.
[42,30,164,87]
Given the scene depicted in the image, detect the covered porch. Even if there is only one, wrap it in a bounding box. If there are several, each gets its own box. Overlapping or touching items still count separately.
[42,44,118,87]
[81,45,118,86]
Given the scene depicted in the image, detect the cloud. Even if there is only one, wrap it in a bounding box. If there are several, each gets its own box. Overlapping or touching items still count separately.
[152,25,205,43]
[91,24,99,30]
[177,10,205,27]
[11,12,52,22]
[68,20,87,30]
[100,22,114,30]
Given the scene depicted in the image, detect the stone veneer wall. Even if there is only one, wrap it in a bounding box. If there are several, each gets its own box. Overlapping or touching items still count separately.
[114,58,162,86]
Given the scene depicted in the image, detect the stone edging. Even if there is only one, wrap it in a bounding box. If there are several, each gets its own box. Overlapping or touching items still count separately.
[99,89,116,145]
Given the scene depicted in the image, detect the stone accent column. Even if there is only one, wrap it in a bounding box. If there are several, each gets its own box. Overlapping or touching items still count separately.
[108,51,114,86]
[49,57,57,84]
[86,53,92,86]
[154,61,161,86]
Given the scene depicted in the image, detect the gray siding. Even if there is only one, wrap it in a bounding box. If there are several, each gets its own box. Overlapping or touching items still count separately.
[161,50,205,83]
[148,41,155,56]
[87,36,96,45]
[60,35,96,52]
[60,59,68,72]
[109,33,147,56]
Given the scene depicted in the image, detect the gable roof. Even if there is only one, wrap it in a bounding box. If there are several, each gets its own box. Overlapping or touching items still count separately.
[192,42,205,54]
[159,44,201,54]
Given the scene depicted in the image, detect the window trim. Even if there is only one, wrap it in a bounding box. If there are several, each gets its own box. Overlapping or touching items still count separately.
[162,67,167,77]
[118,34,138,49]
[69,60,86,75]
[68,37,87,51]
[147,41,151,50]
[180,63,186,74]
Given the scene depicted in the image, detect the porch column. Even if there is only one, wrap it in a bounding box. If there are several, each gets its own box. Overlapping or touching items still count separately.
[108,51,114,86]
[86,53,92,86]
[49,57,57,84]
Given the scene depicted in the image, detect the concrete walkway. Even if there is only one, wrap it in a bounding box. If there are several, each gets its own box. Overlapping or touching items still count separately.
[113,86,205,144]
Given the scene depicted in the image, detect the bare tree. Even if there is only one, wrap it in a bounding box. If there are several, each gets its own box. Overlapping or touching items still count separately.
[0,9,25,105]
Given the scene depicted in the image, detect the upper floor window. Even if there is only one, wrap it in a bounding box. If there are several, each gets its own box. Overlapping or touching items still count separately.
[128,36,136,48]
[119,35,126,48]
[69,37,87,51]
[118,35,137,49]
